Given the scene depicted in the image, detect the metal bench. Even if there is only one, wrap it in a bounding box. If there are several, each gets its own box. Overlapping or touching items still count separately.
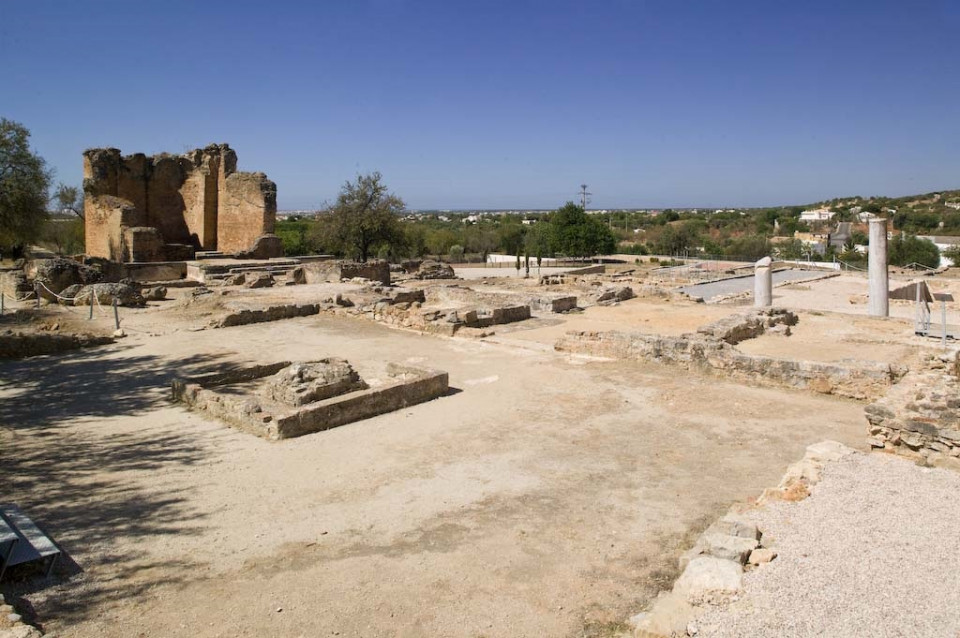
[0,504,61,580]
[0,514,17,581]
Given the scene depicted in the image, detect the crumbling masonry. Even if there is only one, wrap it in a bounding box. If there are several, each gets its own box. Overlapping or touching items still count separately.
[83,143,280,262]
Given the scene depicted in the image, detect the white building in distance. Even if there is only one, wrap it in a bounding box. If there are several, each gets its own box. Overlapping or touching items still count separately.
[800,208,837,222]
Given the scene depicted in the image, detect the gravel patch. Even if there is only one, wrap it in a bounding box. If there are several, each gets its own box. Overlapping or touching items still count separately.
[696,452,960,638]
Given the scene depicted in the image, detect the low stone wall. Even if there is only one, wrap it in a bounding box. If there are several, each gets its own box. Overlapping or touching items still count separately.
[565,264,606,275]
[0,330,114,359]
[549,296,578,312]
[274,364,448,439]
[0,269,33,300]
[173,361,448,441]
[555,310,904,400]
[210,303,320,328]
[490,305,531,324]
[696,308,796,345]
[109,261,187,282]
[864,350,960,469]
[303,260,390,285]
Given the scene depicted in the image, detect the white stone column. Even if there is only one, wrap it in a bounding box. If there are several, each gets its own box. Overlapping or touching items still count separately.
[868,218,889,317]
[754,256,772,307]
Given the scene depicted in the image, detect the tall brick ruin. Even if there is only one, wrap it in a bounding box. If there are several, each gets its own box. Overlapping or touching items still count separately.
[83,143,280,262]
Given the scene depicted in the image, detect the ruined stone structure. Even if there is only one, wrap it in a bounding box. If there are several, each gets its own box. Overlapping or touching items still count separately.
[555,309,905,400]
[172,360,448,440]
[83,144,279,262]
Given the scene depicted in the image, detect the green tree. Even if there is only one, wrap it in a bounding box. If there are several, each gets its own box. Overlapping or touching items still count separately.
[0,119,51,256]
[888,234,940,269]
[54,183,84,219]
[317,172,404,261]
[549,202,615,259]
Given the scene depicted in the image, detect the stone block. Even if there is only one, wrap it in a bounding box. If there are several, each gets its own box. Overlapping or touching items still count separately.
[748,548,777,565]
[673,557,743,605]
[697,533,759,564]
[550,296,578,312]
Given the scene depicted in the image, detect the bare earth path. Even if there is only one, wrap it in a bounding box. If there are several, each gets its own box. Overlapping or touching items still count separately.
[0,315,867,637]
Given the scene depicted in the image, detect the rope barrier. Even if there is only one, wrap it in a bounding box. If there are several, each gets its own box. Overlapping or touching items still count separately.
[34,281,79,313]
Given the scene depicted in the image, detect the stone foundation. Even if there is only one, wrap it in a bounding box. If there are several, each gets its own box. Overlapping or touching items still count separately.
[172,360,448,440]
[0,331,114,360]
[302,260,391,285]
[210,303,320,328]
[864,350,960,468]
[555,309,904,400]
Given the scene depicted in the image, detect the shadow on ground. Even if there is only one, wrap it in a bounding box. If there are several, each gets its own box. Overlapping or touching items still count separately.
[0,344,231,628]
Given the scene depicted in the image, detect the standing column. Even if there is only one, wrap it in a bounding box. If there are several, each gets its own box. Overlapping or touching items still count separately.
[868,218,889,317]
[754,256,772,307]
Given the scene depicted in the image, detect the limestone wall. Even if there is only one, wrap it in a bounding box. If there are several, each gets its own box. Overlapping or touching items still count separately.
[555,310,906,400]
[217,172,277,254]
[864,350,960,469]
[83,144,276,261]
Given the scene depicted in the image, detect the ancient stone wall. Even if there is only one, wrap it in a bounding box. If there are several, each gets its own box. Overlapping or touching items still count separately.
[83,144,277,262]
[0,330,114,360]
[217,172,277,254]
[555,310,905,400]
[864,350,960,469]
[302,260,391,285]
[173,361,448,441]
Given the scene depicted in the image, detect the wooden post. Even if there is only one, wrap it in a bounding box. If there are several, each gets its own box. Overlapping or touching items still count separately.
[113,298,120,330]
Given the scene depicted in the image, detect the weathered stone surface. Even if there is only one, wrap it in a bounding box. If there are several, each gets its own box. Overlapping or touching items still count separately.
[236,233,283,259]
[415,260,455,280]
[597,286,634,303]
[862,351,960,461]
[748,548,777,565]
[631,590,696,638]
[709,514,761,541]
[555,329,900,400]
[288,266,306,285]
[211,303,320,328]
[33,258,102,298]
[550,296,578,313]
[244,272,275,289]
[392,289,426,304]
[491,305,531,324]
[84,144,276,262]
[303,260,391,285]
[0,330,113,359]
[674,557,743,605]
[143,286,168,301]
[74,282,145,307]
[697,533,759,564]
[174,361,448,441]
[261,359,368,406]
[0,269,33,300]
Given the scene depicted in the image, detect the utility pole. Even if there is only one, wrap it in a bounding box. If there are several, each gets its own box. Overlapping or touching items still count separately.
[579,184,591,210]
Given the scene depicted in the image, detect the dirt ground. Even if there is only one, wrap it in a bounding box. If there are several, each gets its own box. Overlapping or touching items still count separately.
[0,289,871,638]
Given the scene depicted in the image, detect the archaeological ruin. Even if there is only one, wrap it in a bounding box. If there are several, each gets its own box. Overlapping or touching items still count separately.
[172,359,449,440]
[83,143,281,263]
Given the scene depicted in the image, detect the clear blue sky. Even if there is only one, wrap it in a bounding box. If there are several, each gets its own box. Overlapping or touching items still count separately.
[3,0,959,210]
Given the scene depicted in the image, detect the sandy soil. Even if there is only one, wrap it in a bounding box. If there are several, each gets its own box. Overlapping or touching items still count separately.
[736,311,920,365]
[0,305,869,638]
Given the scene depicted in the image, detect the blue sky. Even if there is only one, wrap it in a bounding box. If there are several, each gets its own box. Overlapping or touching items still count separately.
[2,0,959,210]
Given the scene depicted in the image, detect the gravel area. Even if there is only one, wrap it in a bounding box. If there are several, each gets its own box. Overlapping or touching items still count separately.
[696,452,960,638]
